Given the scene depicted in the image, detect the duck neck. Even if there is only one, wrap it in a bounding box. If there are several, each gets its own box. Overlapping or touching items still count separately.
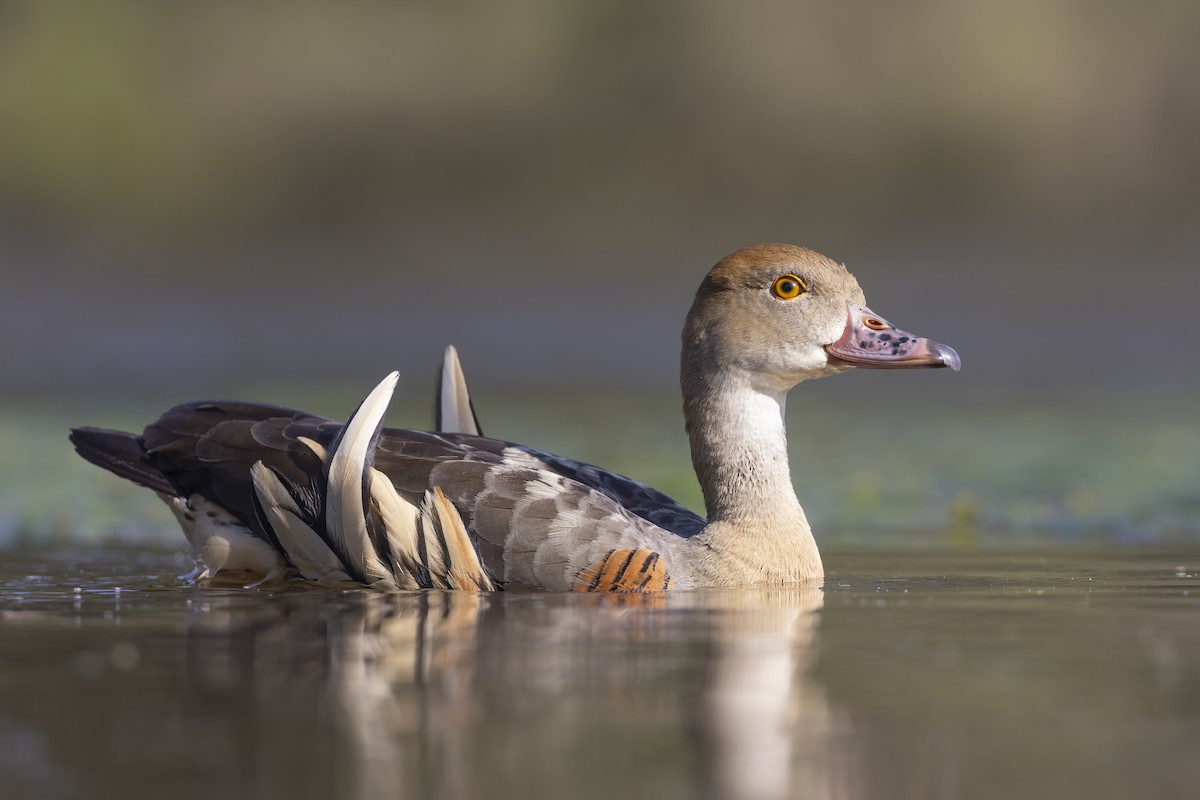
[683,369,810,532]
[681,367,822,583]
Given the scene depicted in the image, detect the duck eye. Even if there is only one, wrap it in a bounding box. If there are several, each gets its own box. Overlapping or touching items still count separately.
[771,274,808,300]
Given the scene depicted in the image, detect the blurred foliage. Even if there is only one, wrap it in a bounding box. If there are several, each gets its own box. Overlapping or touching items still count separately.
[6,388,1198,548]
[1,3,1196,548]
[2,1,1198,395]
[1,0,1197,248]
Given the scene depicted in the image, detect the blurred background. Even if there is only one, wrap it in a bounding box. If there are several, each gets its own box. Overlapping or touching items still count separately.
[1,0,1197,547]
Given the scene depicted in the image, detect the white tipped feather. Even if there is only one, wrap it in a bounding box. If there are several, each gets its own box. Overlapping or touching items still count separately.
[418,489,451,588]
[326,371,399,587]
[439,345,481,436]
[297,436,327,460]
[251,461,348,581]
[368,467,422,590]
[430,486,494,591]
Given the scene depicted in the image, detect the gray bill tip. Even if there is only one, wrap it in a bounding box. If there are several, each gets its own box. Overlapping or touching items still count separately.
[935,342,961,372]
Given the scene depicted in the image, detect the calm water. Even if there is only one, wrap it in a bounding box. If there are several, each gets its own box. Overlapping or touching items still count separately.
[1,391,1196,798]
[1,545,1197,800]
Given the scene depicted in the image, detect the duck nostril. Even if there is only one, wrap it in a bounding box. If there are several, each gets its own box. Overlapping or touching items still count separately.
[864,317,888,331]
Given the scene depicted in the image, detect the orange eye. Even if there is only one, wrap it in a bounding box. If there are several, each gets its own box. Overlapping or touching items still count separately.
[771,274,808,300]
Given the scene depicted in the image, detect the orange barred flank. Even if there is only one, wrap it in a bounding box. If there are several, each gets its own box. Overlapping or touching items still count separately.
[571,548,673,593]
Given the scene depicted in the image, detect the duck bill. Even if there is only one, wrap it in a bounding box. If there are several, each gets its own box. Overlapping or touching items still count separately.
[824,304,961,371]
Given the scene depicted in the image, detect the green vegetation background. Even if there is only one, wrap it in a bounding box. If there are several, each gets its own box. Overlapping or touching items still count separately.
[1,2,1196,547]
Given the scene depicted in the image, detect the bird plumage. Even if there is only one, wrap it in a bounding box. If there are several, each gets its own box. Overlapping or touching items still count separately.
[70,244,959,591]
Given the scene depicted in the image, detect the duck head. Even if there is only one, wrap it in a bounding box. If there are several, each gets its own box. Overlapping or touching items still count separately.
[682,244,959,394]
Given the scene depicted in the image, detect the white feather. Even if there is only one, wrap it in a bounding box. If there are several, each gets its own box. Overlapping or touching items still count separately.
[430,486,494,591]
[297,436,327,460]
[439,345,480,435]
[162,492,284,581]
[369,467,422,590]
[326,371,399,587]
[251,461,348,581]
[418,490,451,588]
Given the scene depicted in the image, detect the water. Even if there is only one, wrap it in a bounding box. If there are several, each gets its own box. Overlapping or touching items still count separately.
[1,388,1196,798]
[1,545,1197,800]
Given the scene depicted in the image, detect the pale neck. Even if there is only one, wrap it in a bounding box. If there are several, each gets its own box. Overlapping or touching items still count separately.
[683,369,808,530]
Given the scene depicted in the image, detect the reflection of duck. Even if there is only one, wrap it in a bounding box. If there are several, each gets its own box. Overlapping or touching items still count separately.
[686,589,854,800]
[179,590,488,798]
[71,245,958,591]
[181,586,840,800]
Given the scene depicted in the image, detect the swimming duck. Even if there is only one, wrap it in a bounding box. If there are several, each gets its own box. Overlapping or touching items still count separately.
[70,244,958,592]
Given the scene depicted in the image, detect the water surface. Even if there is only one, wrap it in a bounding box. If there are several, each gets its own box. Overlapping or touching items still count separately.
[1,545,1197,800]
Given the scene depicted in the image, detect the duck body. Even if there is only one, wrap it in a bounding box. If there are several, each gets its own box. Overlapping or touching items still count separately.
[70,244,959,592]
[83,399,706,590]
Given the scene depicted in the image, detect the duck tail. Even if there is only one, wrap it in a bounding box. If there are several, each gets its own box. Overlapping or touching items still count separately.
[68,427,176,496]
[73,372,496,592]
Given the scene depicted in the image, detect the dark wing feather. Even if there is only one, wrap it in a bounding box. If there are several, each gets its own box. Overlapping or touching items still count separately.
[69,427,176,495]
[140,401,336,543]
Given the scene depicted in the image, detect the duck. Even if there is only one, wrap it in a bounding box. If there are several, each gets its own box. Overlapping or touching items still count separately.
[69,244,958,592]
